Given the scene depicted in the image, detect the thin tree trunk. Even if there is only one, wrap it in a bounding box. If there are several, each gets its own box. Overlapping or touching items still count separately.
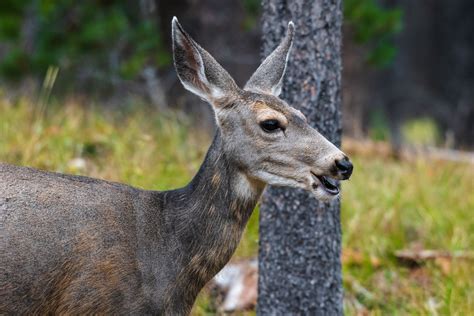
[258,0,344,314]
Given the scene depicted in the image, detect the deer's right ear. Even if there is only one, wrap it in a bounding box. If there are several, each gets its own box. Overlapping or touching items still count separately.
[172,17,238,106]
[244,22,295,96]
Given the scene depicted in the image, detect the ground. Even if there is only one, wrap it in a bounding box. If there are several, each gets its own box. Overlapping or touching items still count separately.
[1,96,473,315]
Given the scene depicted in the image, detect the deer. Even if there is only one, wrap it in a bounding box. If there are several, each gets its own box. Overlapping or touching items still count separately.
[0,18,353,315]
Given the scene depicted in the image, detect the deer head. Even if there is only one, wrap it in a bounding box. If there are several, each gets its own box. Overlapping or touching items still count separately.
[172,17,352,201]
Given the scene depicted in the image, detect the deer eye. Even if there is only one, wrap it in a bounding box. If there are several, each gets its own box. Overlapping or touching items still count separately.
[260,119,283,133]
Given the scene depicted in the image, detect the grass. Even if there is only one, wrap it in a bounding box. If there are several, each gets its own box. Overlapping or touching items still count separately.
[402,118,440,147]
[342,156,473,315]
[1,96,473,315]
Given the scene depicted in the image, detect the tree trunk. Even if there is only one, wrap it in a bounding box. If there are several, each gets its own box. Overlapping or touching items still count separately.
[258,0,344,315]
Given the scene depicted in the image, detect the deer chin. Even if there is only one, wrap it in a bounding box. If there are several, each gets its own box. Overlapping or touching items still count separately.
[310,171,340,201]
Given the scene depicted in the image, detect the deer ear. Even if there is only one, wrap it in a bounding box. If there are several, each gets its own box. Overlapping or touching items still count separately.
[172,17,238,106]
[244,22,295,96]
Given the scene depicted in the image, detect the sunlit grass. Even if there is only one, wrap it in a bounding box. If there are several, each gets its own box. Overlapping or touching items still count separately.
[0,95,207,190]
[341,155,474,314]
[402,118,440,147]
[1,96,472,315]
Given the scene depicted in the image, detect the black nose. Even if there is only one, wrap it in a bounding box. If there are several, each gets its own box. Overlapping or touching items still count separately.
[335,157,353,179]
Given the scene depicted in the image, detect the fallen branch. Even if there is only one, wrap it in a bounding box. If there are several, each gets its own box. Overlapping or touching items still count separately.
[395,249,474,273]
[395,249,474,262]
[343,137,474,164]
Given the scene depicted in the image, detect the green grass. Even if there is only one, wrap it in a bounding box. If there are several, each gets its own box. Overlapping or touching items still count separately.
[342,156,473,315]
[402,118,441,147]
[1,96,473,315]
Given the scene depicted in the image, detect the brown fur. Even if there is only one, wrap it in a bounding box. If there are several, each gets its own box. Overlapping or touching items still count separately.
[211,172,221,187]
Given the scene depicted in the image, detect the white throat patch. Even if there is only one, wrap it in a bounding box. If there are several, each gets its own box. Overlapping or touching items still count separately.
[233,172,261,203]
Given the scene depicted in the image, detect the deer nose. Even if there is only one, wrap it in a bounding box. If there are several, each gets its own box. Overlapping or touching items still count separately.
[335,157,353,179]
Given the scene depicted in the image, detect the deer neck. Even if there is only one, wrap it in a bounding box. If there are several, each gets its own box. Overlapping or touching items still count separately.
[160,130,264,310]
[186,129,263,215]
[170,129,264,253]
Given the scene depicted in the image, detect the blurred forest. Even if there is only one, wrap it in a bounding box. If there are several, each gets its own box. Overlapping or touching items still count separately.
[0,0,473,147]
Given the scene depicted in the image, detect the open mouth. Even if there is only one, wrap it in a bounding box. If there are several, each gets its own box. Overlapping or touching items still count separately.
[311,172,340,195]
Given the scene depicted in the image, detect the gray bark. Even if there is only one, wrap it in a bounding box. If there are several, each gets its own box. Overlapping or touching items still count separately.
[258,0,344,315]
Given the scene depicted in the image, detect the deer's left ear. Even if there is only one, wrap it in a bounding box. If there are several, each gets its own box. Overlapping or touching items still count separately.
[172,17,239,106]
[244,22,294,96]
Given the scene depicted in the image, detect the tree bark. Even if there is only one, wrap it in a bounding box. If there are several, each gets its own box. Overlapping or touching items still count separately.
[258,0,344,315]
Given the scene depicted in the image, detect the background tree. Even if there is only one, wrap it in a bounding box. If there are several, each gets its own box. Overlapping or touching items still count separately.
[258,0,344,314]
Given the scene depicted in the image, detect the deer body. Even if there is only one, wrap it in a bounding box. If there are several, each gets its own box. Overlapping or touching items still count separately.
[1,131,261,314]
[1,18,353,314]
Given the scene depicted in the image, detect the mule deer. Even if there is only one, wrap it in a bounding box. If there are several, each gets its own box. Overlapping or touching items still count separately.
[1,18,353,314]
